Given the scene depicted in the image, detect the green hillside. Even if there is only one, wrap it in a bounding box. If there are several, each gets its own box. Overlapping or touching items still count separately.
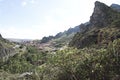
[0,1,120,80]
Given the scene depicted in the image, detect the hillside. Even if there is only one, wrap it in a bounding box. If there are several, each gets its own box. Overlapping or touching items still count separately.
[0,1,120,80]
[69,1,120,48]
[0,34,16,60]
[30,25,80,51]
[35,22,91,51]
[40,25,80,43]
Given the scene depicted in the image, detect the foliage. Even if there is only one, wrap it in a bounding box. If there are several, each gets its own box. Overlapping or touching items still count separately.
[15,39,118,80]
[111,19,120,27]
[0,39,120,80]
[0,45,47,74]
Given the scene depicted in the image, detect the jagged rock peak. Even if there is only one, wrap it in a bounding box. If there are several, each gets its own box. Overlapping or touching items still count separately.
[94,1,109,10]
[95,1,106,6]
[90,1,110,27]
[90,1,115,27]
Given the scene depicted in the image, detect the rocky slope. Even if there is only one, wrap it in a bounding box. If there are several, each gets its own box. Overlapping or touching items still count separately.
[0,34,16,60]
[69,1,120,48]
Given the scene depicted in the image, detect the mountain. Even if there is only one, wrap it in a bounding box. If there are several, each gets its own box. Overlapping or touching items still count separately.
[30,26,81,51]
[69,1,120,48]
[40,26,80,44]
[90,1,120,27]
[111,3,120,12]
[34,26,80,50]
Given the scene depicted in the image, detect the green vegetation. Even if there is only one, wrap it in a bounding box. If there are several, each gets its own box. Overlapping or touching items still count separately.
[40,36,54,43]
[35,39,120,80]
[0,45,47,73]
[0,1,120,80]
[69,26,120,49]
[111,19,120,27]
[52,33,75,48]
[0,39,120,80]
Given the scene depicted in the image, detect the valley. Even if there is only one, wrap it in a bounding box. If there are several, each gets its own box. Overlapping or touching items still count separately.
[0,1,120,80]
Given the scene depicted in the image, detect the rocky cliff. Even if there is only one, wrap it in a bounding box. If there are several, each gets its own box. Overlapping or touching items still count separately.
[90,1,120,27]
[69,1,120,48]
[0,34,15,60]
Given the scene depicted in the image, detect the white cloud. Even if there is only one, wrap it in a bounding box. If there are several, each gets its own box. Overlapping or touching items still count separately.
[0,27,36,39]
[21,0,36,7]
[30,0,35,4]
[0,24,59,39]
[0,16,72,39]
[21,1,27,7]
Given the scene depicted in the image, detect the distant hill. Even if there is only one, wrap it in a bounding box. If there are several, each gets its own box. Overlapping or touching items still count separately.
[69,1,120,48]
[6,38,32,43]
[40,26,80,44]
[31,25,81,51]
[111,3,120,12]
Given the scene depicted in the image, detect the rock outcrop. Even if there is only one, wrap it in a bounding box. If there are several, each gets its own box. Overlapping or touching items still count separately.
[0,34,15,60]
[90,1,120,27]
[69,1,120,48]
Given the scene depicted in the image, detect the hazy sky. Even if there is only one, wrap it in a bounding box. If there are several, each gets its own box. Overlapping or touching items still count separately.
[0,0,120,39]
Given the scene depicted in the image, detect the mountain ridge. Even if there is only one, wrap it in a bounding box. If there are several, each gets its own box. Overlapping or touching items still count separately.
[69,1,120,48]
[111,3,120,12]
[40,25,80,43]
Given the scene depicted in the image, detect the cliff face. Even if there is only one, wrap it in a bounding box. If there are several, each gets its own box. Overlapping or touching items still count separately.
[0,34,15,60]
[69,1,120,48]
[90,1,120,27]
[90,1,110,27]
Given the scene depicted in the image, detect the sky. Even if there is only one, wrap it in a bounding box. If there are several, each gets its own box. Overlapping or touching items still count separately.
[0,0,120,39]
